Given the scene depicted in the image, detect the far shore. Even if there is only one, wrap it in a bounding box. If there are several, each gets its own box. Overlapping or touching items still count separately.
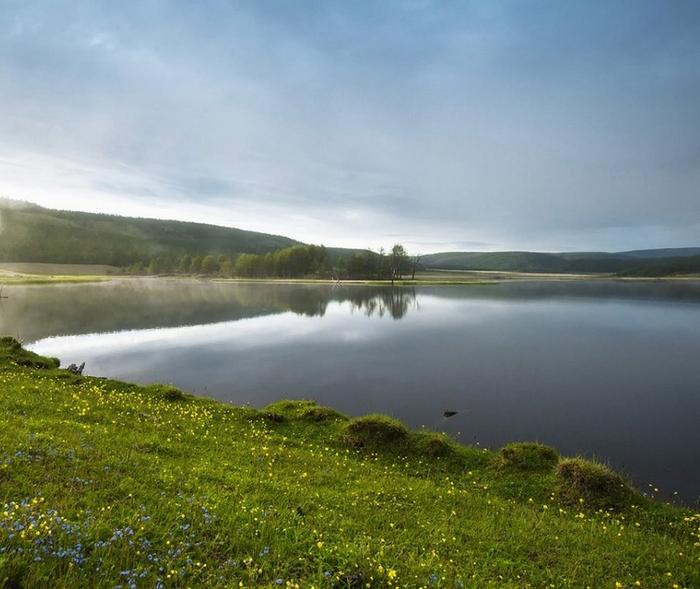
[1,261,699,286]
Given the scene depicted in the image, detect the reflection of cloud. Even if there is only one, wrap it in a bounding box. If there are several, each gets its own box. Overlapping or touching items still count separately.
[26,292,514,366]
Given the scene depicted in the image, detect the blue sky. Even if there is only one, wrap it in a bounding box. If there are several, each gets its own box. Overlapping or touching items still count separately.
[1,1,699,252]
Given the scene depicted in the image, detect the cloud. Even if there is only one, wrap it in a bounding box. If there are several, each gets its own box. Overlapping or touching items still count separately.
[0,0,699,252]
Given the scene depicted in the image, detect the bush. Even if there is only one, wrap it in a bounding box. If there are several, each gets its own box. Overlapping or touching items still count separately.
[342,414,408,449]
[498,442,559,471]
[557,458,634,509]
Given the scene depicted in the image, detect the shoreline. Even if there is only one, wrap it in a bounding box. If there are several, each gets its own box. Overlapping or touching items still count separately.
[3,271,700,287]
[0,337,698,587]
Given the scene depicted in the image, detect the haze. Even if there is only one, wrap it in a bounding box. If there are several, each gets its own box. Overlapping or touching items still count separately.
[1,1,699,252]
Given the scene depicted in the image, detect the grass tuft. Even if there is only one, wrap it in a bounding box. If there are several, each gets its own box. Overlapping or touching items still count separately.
[265,399,347,422]
[498,442,559,472]
[557,457,635,509]
[342,414,408,449]
[416,432,455,458]
[301,405,348,422]
[260,411,287,423]
[143,383,188,402]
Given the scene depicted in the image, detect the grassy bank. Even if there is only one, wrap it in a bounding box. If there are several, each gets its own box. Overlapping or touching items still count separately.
[0,274,111,286]
[0,263,116,285]
[0,339,698,588]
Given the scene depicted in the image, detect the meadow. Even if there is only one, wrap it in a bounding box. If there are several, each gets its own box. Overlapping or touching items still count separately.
[0,338,698,588]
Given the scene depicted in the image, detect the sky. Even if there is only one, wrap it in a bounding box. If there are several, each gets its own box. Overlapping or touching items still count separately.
[1,1,699,253]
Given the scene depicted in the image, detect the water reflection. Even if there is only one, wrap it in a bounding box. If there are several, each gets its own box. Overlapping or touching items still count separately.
[3,279,700,503]
[0,280,420,340]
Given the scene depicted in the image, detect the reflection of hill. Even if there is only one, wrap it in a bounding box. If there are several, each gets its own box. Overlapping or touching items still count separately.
[0,280,418,341]
[3,279,697,343]
[415,280,700,304]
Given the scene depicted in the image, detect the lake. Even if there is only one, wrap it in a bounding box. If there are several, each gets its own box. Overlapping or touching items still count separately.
[3,278,699,504]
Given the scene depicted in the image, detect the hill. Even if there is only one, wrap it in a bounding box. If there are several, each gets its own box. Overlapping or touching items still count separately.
[0,338,697,588]
[1,199,697,275]
[421,249,700,275]
[0,199,301,266]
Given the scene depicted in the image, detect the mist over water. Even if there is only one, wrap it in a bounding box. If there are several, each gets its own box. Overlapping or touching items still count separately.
[5,279,700,504]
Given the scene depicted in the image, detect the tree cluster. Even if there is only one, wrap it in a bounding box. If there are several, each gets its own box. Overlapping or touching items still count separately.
[234,245,329,278]
[127,243,422,281]
[129,245,330,278]
[336,245,420,281]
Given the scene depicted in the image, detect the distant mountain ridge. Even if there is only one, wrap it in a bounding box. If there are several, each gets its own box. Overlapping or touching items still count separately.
[0,199,697,275]
[421,249,700,275]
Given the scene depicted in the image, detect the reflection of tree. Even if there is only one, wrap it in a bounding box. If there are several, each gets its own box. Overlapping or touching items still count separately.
[232,285,417,319]
[3,281,420,341]
[343,288,417,319]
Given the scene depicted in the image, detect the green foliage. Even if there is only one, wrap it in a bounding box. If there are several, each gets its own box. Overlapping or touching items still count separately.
[234,244,328,278]
[556,458,634,509]
[201,255,219,274]
[0,340,697,588]
[498,442,560,472]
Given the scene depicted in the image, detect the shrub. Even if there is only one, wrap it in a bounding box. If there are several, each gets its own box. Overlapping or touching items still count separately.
[342,414,408,449]
[498,442,559,471]
[557,458,634,509]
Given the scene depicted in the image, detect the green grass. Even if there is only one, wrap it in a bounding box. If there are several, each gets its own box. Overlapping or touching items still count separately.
[0,340,698,588]
[0,272,110,285]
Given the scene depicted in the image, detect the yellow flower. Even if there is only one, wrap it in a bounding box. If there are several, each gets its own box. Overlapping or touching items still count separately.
[388,569,397,580]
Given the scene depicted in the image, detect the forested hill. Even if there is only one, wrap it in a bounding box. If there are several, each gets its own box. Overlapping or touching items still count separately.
[421,249,700,275]
[1,199,697,275]
[0,199,302,266]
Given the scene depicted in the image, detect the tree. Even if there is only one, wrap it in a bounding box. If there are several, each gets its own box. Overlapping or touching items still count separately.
[147,258,160,275]
[201,255,219,274]
[220,257,234,277]
[389,244,409,282]
[190,255,203,274]
[411,254,422,280]
[178,254,192,274]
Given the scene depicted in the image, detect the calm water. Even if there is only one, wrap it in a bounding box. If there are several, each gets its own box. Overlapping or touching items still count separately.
[3,279,700,503]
